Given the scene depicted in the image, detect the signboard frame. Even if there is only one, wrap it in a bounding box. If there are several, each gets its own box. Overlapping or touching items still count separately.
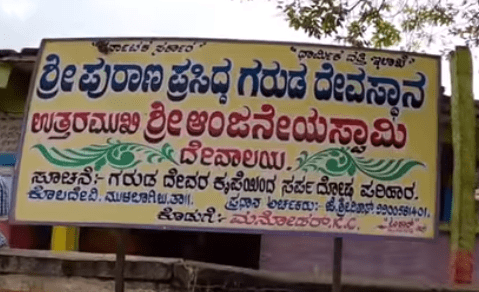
[9,37,442,241]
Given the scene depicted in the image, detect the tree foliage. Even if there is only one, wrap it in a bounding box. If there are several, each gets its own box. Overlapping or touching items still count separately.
[272,0,479,51]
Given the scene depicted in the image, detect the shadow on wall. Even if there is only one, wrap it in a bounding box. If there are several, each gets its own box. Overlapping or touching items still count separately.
[79,227,262,269]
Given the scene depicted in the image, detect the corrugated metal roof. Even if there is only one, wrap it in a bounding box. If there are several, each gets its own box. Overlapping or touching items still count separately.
[0,48,38,73]
[0,48,38,58]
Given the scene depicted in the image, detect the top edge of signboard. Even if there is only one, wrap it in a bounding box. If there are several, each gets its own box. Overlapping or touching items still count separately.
[38,37,442,60]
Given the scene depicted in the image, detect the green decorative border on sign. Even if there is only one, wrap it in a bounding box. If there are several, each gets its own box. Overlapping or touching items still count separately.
[295,147,424,181]
[32,138,178,171]
[32,139,423,181]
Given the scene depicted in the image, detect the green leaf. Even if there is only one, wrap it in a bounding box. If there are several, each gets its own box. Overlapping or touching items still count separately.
[94,157,107,171]
[32,140,179,170]
[32,144,101,167]
[274,0,470,51]
[348,164,356,176]
[295,147,424,181]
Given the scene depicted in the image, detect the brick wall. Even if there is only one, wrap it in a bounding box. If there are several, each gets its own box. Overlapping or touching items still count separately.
[260,233,451,285]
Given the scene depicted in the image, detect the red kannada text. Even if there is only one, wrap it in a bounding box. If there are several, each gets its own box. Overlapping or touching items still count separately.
[229,210,358,230]
[144,102,407,148]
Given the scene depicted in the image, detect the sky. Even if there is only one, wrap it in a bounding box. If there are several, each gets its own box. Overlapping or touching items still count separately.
[0,0,314,48]
[0,0,477,97]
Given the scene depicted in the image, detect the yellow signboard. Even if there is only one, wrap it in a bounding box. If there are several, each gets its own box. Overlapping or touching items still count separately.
[12,38,440,238]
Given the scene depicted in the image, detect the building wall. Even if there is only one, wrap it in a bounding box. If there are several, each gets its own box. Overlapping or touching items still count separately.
[260,233,452,284]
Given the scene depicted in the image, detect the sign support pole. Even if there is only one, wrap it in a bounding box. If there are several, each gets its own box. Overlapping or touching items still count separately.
[115,229,126,292]
[332,237,343,292]
[450,46,476,284]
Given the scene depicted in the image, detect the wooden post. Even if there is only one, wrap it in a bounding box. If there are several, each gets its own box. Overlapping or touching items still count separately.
[115,229,126,292]
[450,46,476,284]
[332,237,343,292]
